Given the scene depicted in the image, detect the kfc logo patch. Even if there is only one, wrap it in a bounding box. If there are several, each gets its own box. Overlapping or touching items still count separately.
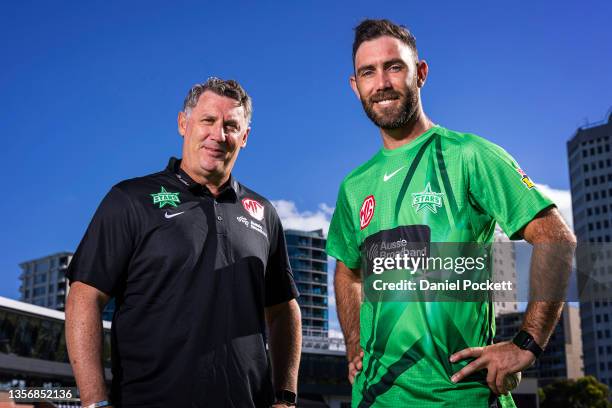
[360,195,376,230]
[242,198,265,221]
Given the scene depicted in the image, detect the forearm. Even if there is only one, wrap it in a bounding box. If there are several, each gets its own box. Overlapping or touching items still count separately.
[334,262,362,361]
[521,208,576,347]
[65,284,108,405]
[267,299,302,392]
[522,243,573,347]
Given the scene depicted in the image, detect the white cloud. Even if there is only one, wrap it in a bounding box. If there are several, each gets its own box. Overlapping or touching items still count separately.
[271,200,333,235]
[535,184,573,230]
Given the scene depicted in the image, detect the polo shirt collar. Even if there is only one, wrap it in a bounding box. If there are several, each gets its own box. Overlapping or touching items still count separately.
[165,157,239,198]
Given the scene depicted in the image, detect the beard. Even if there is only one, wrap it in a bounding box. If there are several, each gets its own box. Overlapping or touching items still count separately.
[361,83,419,130]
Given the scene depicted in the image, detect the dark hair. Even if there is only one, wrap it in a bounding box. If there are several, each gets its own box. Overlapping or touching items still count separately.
[352,19,418,64]
[183,77,252,123]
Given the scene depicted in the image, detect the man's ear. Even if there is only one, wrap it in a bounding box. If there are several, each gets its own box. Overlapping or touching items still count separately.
[241,127,250,148]
[177,111,187,137]
[349,75,361,100]
[416,60,429,88]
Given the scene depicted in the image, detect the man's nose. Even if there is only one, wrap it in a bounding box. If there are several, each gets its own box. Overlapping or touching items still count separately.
[209,124,227,143]
[374,70,392,91]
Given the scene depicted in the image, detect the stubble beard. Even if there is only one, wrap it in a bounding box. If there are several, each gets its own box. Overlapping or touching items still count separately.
[361,83,420,130]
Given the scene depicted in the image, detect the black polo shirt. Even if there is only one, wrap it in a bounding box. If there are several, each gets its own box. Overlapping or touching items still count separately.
[67,158,298,408]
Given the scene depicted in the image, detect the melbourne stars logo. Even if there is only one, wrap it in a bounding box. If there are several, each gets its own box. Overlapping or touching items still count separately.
[412,183,444,214]
[151,186,181,208]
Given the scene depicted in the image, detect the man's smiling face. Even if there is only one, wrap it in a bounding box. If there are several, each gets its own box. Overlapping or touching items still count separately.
[351,35,421,130]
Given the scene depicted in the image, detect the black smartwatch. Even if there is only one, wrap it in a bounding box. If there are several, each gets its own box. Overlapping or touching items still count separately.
[275,389,297,406]
[512,330,543,358]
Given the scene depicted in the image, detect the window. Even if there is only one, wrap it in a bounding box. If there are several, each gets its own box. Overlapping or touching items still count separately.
[585,164,590,172]
[587,193,592,201]
[586,179,591,186]
[584,150,589,158]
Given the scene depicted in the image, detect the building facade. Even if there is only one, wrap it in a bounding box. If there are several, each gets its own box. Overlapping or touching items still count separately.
[19,252,115,321]
[285,229,329,337]
[19,252,72,311]
[492,227,518,316]
[567,111,612,385]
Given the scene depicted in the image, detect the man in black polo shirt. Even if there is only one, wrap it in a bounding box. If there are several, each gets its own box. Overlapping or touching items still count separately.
[65,78,302,408]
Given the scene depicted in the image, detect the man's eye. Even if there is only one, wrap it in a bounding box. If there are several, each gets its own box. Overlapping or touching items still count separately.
[389,65,402,72]
[361,70,374,77]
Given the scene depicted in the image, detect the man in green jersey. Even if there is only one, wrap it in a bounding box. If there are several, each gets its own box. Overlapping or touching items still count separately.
[326,19,576,407]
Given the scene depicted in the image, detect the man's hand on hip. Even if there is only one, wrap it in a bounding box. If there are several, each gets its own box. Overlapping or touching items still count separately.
[348,350,364,385]
[449,341,535,395]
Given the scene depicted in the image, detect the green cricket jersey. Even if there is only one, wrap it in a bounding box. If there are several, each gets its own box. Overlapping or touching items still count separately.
[326,125,554,407]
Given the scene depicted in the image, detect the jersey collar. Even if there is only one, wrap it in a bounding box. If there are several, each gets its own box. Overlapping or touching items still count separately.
[165,157,239,200]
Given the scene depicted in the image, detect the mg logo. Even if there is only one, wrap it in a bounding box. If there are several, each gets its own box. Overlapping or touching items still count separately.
[242,198,265,221]
[360,195,375,230]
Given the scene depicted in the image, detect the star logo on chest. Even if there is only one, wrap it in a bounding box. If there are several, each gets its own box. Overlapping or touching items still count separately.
[150,186,181,208]
[411,183,444,214]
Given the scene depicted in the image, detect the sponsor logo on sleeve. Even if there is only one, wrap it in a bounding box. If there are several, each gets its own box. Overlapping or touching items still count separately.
[360,195,376,230]
[242,198,265,221]
[516,168,535,189]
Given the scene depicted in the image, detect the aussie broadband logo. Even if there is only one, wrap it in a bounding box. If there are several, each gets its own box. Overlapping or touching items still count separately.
[151,186,180,208]
[242,198,265,221]
[412,183,444,214]
[360,195,376,230]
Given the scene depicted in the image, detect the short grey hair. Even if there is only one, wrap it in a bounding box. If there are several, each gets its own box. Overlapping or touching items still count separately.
[182,77,253,124]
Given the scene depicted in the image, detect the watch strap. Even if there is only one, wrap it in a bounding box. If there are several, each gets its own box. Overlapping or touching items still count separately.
[512,330,543,358]
[275,389,297,405]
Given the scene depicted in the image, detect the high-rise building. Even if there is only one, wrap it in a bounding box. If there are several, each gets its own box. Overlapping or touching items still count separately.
[567,111,612,385]
[19,252,115,321]
[19,252,72,311]
[495,304,583,386]
[284,229,329,337]
[492,227,518,316]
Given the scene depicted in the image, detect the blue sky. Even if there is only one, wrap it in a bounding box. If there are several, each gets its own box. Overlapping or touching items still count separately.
[1,0,610,330]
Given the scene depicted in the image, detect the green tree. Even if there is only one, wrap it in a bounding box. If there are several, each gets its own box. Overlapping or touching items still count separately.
[540,376,612,408]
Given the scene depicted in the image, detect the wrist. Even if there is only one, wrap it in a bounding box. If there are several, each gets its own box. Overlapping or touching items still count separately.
[83,401,112,408]
[513,329,544,358]
[274,389,297,406]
